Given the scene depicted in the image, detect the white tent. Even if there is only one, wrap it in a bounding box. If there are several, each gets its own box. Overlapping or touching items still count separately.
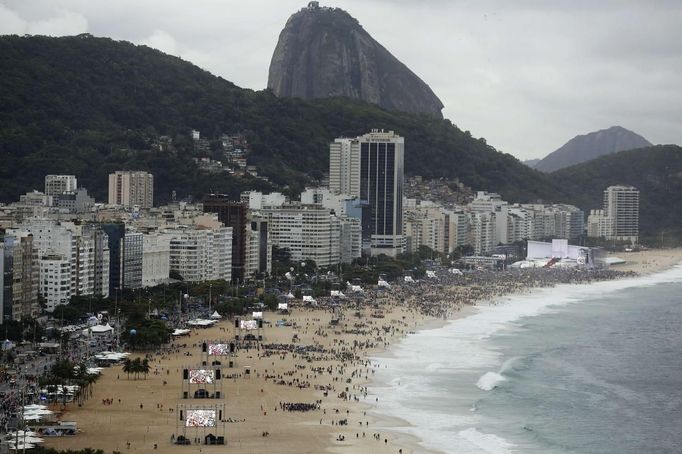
[210,310,222,319]
[83,323,113,336]
[285,292,295,299]
[277,302,288,311]
[252,311,263,319]
[330,290,346,298]
[377,279,391,288]
[172,328,191,336]
[302,295,317,304]
[448,268,463,275]
[426,270,437,279]
[403,276,415,283]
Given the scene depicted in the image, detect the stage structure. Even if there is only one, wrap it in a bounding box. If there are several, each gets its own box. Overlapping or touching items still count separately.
[234,318,263,344]
[181,365,224,399]
[200,341,237,368]
[176,403,226,445]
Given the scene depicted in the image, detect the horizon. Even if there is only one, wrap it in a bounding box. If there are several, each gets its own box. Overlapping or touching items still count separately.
[1,0,680,160]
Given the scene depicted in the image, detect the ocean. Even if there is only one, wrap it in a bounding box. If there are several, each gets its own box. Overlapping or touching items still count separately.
[370,263,682,454]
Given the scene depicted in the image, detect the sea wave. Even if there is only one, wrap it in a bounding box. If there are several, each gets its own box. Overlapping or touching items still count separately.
[458,428,516,454]
[476,372,506,391]
[370,262,682,453]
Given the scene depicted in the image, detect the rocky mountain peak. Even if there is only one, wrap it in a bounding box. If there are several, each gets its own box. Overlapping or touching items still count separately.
[267,3,444,117]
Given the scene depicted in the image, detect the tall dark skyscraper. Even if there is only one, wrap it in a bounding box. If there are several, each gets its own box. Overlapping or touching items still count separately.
[203,196,247,281]
[329,129,404,256]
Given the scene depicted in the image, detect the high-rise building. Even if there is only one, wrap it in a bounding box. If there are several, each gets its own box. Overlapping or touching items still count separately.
[329,129,404,256]
[39,255,71,312]
[603,185,640,244]
[45,175,77,196]
[108,171,154,209]
[261,203,341,267]
[123,232,143,289]
[166,226,232,282]
[244,212,272,279]
[101,223,125,295]
[329,138,361,197]
[0,233,39,321]
[142,233,171,288]
[202,196,247,281]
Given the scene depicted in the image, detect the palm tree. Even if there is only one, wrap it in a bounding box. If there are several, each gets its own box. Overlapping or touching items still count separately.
[141,359,150,379]
[132,358,143,380]
[122,358,133,380]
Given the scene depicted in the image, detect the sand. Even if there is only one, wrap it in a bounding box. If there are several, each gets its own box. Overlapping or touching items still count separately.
[607,248,682,275]
[43,248,682,454]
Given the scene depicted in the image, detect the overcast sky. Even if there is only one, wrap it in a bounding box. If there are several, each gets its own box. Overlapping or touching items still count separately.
[1,0,680,160]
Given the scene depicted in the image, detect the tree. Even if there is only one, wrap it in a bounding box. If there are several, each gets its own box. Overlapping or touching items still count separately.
[122,358,132,380]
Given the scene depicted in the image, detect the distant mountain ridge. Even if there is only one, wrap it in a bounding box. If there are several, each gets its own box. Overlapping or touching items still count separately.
[534,126,652,172]
[553,144,682,242]
[267,3,444,117]
[0,34,551,205]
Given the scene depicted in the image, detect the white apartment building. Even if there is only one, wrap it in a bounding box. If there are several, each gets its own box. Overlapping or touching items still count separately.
[142,233,171,287]
[604,185,640,244]
[39,255,71,312]
[329,138,361,197]
[470,192,510,245]
[261,204,341,267]
[241,191,287,210]
[13,220,111,306]
[108,171,154,209]
[45,175,77,196]
[587,209,609,238]
[167,226,232,282]
[339,216,362,264]
[469,212,496,255]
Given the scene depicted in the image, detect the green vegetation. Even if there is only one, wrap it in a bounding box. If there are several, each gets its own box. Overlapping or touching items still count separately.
[1,35,678,239]
[0,34,556,205]
[553,145,682,245]
[122,357,150,379]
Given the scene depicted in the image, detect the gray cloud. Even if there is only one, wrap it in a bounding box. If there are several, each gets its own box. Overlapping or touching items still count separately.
[0,0,679,160]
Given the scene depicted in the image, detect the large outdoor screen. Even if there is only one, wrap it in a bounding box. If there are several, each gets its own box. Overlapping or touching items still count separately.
[188,369,215,384]
[185,409,217,427]
[207,344,229,356]
[240,320,258,330]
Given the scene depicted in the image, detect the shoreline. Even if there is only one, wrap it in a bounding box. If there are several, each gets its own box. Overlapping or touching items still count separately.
[42,248,682,454]
[362,248,682,454]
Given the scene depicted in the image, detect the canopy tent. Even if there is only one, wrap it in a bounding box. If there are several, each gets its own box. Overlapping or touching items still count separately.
[172,328,191,337]
[83,323,113,336]
[186,319,217,327]
[302,295,317,304]
[277,303,288,311]
[210,310,222,319]
[377,279,391,288]
[330,290,346,298]
[403,276,415,283]
[285,292,295,299]
[252,311,263,319]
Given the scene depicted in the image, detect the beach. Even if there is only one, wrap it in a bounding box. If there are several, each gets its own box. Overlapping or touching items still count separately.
[43,248,682,454]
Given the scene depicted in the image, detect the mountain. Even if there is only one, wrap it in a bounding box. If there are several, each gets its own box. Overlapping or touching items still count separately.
[0,34,553,205]
[523,159,540,168]
[267,3,444,118]
[553,144,682,242]
[534,126,653,173]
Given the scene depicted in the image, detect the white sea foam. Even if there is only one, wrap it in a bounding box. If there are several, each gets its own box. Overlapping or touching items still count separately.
[458,428,516,454]
[476,372,506,391]
[369,262,682,453]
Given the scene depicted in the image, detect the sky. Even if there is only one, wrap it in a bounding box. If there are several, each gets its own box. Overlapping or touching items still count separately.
[1,0,681,160]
